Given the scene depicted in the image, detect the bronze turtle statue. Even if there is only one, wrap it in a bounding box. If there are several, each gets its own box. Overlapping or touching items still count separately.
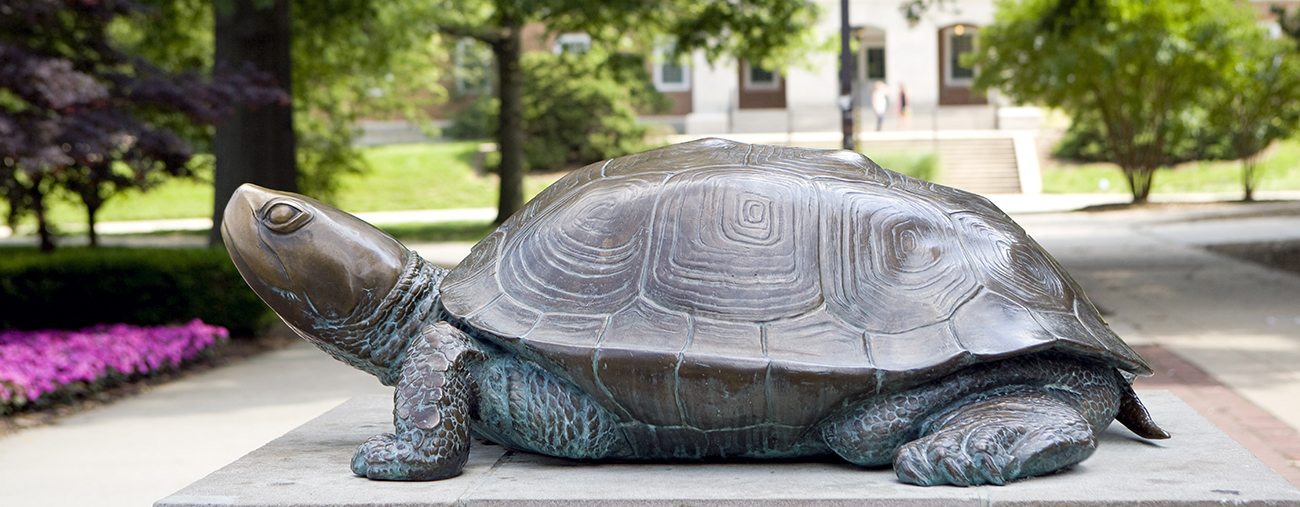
[222,138,1167,486]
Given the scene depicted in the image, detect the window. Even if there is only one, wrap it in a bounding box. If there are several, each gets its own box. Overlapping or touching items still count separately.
[945,25,976,85]
[553,33,591,55]
[743,61,781,91]
[653,46,691,92]
[866,47,886,80]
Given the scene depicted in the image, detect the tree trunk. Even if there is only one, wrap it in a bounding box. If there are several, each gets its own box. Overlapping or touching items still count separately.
[210,0,296,245]
[1242,157,1258,202]
[77,165,105,248]
[1124,167,1154,205]
[30,177,54,252]
[85,201,99,248]
[492,20,525,225]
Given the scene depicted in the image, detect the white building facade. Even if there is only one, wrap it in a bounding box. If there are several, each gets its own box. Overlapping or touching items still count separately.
[655,0,1037,136]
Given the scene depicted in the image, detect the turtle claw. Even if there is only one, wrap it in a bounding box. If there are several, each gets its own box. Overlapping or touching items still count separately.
[894,427,1013,486]
[351,433,398,479]
[351,430,468,481]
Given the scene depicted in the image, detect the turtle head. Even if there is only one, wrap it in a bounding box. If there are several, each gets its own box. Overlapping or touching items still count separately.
[223,184,439,382]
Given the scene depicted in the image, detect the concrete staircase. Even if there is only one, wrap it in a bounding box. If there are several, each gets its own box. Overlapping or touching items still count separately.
[935,138,1022,194]
[664,130,1039,196]
[857,137,1021,195]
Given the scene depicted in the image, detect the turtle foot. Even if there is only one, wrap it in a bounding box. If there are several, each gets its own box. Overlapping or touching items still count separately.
[352,322,478,481]
[894,388,1096,486]
[352,431,469,481]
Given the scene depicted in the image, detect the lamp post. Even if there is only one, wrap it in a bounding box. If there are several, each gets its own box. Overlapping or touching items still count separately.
[839,0,854,150]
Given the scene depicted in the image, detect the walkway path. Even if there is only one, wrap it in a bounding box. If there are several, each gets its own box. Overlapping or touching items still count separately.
[1014,201,1300,485]
[1,193,1299,506]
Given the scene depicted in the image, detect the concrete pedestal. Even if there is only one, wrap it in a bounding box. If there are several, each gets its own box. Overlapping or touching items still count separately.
[155,391,1300,507]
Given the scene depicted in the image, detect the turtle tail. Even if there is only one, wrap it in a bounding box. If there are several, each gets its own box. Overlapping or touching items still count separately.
[1115,384,1170,439]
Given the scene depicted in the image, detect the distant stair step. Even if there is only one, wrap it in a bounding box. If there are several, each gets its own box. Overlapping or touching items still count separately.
[858,137,1021,195]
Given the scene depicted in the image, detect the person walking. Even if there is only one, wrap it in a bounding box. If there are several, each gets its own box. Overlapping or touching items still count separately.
[897,84,911,130]
[872,81,889,131]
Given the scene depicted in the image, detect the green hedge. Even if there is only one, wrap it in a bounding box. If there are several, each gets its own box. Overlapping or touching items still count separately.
[0,247,272,335]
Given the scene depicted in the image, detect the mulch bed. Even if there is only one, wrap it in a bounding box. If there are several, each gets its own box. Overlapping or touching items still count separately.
[1207,240,1300,277]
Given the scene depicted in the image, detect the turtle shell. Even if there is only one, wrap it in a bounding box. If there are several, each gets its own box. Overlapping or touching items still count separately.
[441,138,1148,431]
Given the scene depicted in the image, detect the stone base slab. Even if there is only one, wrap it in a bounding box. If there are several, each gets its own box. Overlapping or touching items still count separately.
[155,391,1300,507]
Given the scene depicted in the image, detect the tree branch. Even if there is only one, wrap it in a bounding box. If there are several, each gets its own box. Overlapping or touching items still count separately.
[438,23,507,45]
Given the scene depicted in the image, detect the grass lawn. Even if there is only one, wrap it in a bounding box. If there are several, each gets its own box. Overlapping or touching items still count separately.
[5,141,562,232]
[7,138,1300,236]
[332,142,564,212]
[1040,139,1300,195]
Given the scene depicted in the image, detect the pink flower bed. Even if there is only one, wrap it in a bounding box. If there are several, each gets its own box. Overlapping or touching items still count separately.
[0,319,227,408]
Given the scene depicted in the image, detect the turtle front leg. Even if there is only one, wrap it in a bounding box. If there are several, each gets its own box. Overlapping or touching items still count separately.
[352,322,481,480]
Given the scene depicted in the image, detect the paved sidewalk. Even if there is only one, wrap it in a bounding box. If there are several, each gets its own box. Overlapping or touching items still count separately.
[2,194,1300,506]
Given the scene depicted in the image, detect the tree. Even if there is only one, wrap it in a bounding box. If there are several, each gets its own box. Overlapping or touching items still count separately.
[210,0,297,245]
[1208,34,1300,201]
[449,47,671,172]
[118,0,446,244]
[433,0,823,224]
[971,0,1257,204]
[1275,5,1300,47]
[0,0,284,251]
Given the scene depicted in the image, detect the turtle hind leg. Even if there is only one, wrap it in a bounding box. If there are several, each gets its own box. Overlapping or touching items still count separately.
[894,386,1102,486]
[352,322,480,481]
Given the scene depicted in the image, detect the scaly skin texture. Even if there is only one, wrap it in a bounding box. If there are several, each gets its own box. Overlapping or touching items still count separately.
[471,355,630,460]
[351,322,481,480]
[821,353,1130,486]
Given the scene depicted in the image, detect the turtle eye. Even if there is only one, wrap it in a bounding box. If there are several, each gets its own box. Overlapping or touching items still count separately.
[261,201,313,234]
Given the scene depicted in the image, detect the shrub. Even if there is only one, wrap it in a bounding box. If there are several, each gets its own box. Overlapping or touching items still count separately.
[0,247,272,335]
[0,320,226,413]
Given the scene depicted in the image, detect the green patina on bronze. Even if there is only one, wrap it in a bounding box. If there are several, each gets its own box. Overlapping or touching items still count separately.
[222,138,1168,486]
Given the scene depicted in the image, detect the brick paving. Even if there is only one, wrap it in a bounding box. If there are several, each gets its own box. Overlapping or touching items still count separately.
[1133,345,1300,487]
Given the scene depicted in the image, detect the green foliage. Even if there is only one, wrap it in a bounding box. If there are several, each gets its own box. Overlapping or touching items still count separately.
[0,247,272,335]
[115,0,448,202]
[1205,31,1300,200]
[288,0,447,199]
[449,49,669,172]
[523,50,667,172]
[1053,110,1232,165]
[972,0,1263,203]
[433,0,824,221]
[446,95,498,140]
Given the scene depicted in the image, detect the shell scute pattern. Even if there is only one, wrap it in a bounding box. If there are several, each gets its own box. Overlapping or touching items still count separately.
[439,138,1151,432]
[816,181,980,334]
[763,306,867,367]
[594,346,683,426]
[440,229,503,318]
[603,137,752,177]
[646,169,822,322]
[498,174,665,317]
[949,290,1056,358]
[949,210,1074,313]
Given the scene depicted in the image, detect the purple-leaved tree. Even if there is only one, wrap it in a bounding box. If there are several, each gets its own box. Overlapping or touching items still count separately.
[0,0,286,251]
